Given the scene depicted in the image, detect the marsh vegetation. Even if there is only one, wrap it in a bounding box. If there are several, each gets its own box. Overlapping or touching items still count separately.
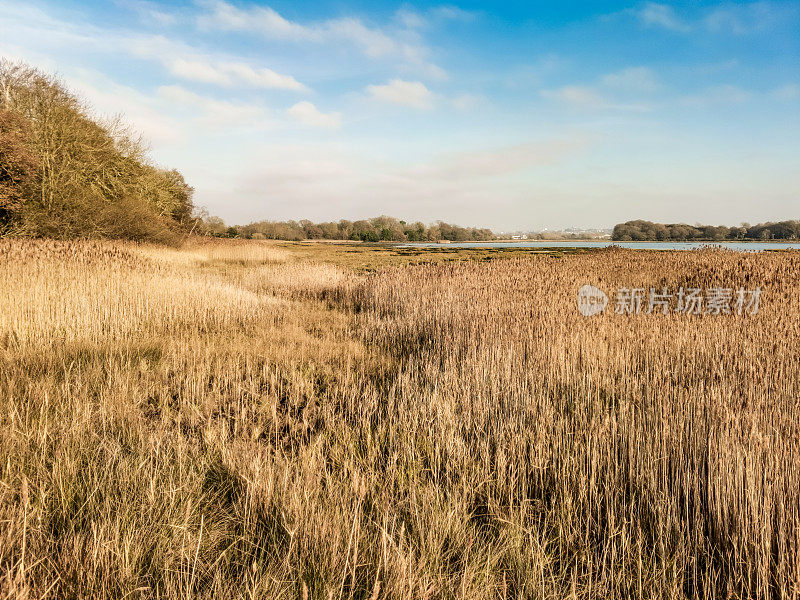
[1,240,798,599]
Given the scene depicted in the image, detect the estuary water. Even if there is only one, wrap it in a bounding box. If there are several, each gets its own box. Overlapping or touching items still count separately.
[399,241,800,252]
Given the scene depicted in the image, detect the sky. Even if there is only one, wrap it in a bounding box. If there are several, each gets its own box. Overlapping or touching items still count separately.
[0,0,798,230]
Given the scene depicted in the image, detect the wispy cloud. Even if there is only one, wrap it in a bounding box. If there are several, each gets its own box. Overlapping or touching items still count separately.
[629,1,798,34]
[451,93,487,111]
[232,135,592,225]
[196,1,313,39]
[704,2,798,34]
[633,2,690,32]
[366,79,434,109]
[195,0,446,78]
[395,8,427,30]
[601,67,661,93]
[115,0,177,27]
[0,2,308,92]
[164,56,306,90]
[115,33,308,91]
[67,73,184,143]
[770,84,800,101]
[286,101,342,130]
[679,84,753,107]
[542,70,761,111]
[404,138,592,179]
[541,68,661,111]
[541,85,608,109]
[394,5,478,29]
[157,85,270,127]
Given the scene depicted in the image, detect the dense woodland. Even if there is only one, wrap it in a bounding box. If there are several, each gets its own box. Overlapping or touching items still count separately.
[0,60,195,243]
[613,219,800,241]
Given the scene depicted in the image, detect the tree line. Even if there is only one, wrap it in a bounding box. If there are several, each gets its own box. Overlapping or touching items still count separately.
[612,220,800,241]
[0,60,195,243]
[201,215,496,242]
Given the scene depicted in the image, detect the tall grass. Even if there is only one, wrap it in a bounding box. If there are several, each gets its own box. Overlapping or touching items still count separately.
[0,240,797,599]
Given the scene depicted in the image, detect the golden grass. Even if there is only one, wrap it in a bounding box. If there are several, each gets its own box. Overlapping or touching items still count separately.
[0,241,283,345]
[0,239,798,599]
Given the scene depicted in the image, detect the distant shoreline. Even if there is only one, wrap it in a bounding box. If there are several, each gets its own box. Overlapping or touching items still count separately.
[395,240,800,252]
[425,239,800,244]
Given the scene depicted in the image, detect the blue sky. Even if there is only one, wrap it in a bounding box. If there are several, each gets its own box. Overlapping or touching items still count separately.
[1,0,798,230]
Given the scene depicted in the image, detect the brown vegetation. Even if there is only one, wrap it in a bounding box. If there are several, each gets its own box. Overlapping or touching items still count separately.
[0,60,194,242]
[0,109,38,221]
[0,240,798,598]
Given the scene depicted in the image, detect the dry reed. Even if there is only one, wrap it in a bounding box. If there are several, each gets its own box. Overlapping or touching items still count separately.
[0,240,797,599]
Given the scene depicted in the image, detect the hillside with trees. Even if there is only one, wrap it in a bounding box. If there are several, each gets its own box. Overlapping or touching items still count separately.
[0,60,195,243]
[612,219,800,241]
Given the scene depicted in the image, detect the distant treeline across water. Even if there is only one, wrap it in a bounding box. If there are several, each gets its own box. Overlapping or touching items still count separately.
[612,220,800,241]
[203,215,496,242]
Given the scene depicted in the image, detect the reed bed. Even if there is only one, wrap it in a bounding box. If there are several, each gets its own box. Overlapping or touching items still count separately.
[0,240,798,599]
[134,239,293,266]
[342,249,800,599]
[0,240,282,345]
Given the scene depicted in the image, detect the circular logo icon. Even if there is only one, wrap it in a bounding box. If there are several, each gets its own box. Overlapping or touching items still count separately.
[577,284,608,316]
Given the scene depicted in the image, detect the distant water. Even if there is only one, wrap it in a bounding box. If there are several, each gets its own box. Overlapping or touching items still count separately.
[399,241,800,252]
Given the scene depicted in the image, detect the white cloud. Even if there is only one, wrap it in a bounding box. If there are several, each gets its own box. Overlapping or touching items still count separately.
[432,6,477,21]
[195,0,446,79]
[67,74,183,143]
[601,67,661,93]
[286,101,342,130]
[540,82,655,112]
[451,93,487,111]
[394,5,478,29]
[540,66,661,112]
[117,36,309,91]
[771,84,800,101]
[630,2,796,35]
[226,135,592,226]
[395,8,427,29]
[541,85,607,109]
[166,58,230,86]
[366,79,434,109]
[165,57,307,90]
[633,2,691,32]
[704,2,797,34]
[328,17,398,58]
[157,85,268,126]
[0,2,308,93]
[196,1,318,40]
[679,85,753,107]
[408,138,592,179]
[399,56,448,81]
[116,0,177,26]
[544,74,758,112]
